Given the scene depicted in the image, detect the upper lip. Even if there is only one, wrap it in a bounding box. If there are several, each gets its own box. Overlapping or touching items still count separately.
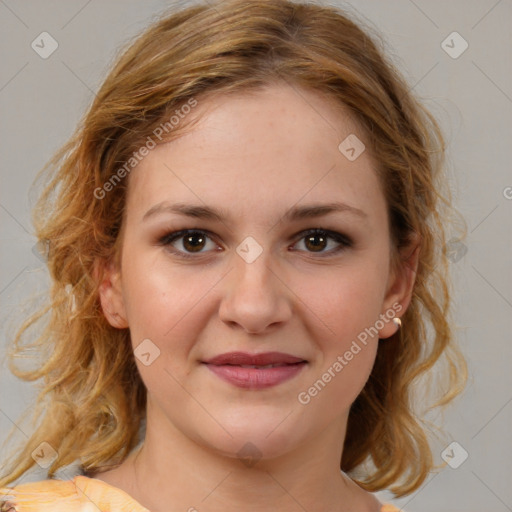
[203,351,306,366]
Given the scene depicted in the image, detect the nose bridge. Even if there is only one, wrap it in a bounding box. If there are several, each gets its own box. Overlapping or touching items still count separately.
[235,239,274,287]
[218,235,291,333]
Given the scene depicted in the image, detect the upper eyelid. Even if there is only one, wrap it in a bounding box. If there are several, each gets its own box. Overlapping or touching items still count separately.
[160,228,351,252]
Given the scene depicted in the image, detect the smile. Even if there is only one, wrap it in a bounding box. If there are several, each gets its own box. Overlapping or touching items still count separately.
[202,351,308,389]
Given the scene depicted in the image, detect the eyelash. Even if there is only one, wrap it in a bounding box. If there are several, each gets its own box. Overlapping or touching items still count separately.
[157,228,353,260]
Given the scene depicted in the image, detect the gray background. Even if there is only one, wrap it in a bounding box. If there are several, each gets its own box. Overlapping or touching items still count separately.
[0,1,511,511]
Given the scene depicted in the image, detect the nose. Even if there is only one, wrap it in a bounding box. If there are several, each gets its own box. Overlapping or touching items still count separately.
[218,246,293,335]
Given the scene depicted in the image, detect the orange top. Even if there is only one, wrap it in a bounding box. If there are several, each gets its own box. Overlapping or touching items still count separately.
[0,476,402,511]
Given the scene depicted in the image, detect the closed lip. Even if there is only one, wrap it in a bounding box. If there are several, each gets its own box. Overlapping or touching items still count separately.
[202,351,307,367]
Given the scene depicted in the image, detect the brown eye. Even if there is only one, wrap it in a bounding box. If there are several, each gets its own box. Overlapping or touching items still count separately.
[304,233,328,252]
[292,229,352,256]
[159,229,219,258]
[158,228,352,260]
[182,232,207,252]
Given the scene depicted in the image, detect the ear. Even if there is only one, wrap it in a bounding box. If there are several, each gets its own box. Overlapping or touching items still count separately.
[378,232,421,339]
[94,258,129,329]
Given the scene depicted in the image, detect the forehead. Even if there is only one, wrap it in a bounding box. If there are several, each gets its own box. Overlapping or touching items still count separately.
[126,83,386,226]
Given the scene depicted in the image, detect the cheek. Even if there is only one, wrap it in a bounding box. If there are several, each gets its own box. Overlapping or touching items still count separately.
[301,260,389,340]
[295,272,383,415]
[121,263,215,405]
[296,259,387,390]
[120,250,219,359]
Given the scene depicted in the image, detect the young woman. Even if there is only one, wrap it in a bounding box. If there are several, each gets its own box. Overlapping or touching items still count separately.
[0,1,466,510]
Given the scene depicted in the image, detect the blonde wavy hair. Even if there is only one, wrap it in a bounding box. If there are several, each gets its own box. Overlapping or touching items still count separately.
[0,0,467,496]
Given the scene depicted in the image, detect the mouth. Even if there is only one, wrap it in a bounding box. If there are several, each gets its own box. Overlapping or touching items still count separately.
[202,352,308,389]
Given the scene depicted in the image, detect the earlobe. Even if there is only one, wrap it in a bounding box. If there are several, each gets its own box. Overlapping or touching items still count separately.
[95,258,129,329]
[378,233,421,339]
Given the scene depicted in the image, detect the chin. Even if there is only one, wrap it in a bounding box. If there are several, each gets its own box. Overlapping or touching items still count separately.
[194,413,308,464]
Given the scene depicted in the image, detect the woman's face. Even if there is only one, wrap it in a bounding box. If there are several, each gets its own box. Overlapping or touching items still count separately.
[101,82,410,461]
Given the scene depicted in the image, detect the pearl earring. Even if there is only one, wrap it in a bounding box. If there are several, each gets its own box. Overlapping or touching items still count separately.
[393,317,402,329]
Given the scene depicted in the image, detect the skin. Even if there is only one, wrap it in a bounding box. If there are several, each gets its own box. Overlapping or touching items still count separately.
[94,82,419,512]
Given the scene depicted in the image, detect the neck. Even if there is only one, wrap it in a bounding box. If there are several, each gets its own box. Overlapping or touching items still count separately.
[107,401,380,512]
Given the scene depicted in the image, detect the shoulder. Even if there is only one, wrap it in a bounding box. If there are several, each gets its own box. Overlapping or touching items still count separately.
[0,478,79,511]
[0,475,149,512]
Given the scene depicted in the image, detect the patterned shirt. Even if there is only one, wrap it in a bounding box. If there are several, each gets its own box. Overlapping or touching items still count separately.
[1,475,403,511]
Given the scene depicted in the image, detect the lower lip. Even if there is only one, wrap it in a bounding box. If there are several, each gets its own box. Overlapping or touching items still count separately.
[204,362,307,389]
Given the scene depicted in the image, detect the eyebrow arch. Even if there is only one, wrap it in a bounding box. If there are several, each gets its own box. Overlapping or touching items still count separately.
[142,201,368,223]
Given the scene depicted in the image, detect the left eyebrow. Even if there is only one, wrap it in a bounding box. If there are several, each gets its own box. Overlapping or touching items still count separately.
[142,201,368,223]
[283,202,368,222]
